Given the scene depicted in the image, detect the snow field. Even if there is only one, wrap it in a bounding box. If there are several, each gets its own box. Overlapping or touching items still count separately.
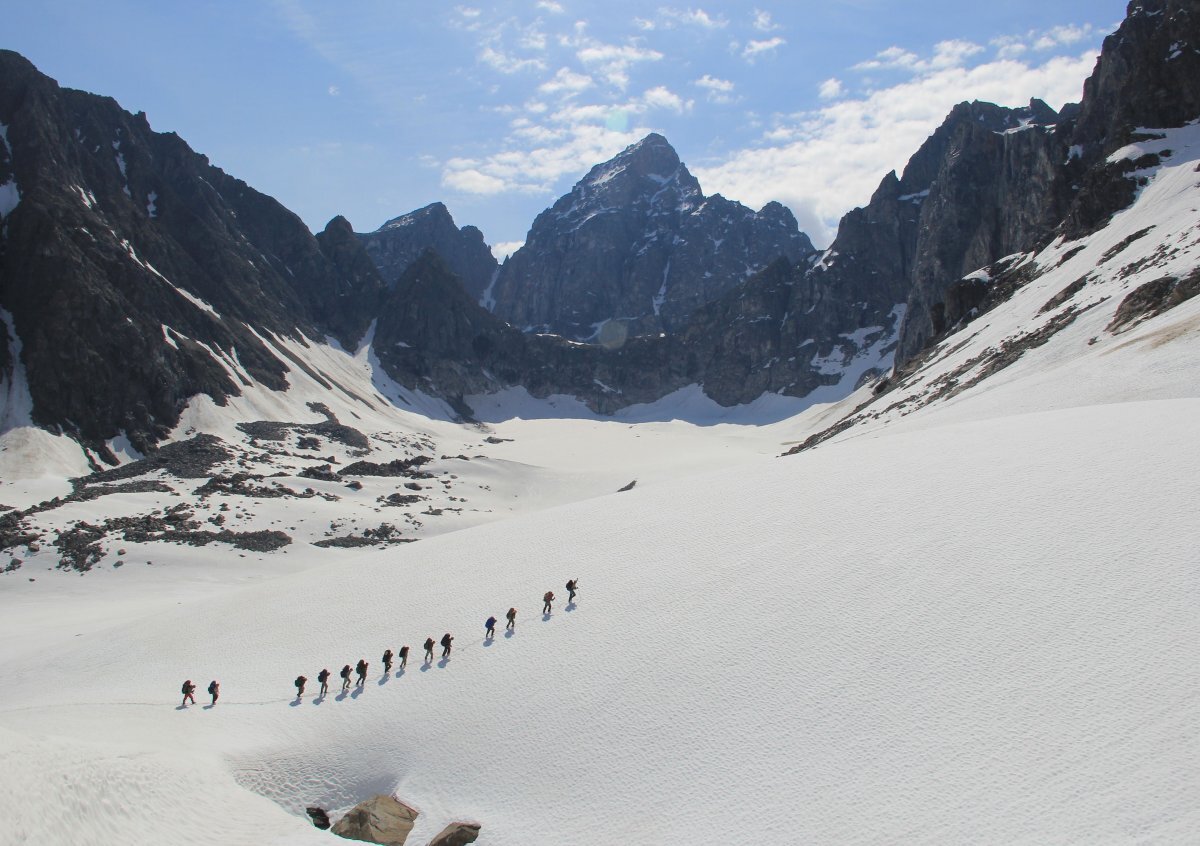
[1,398,1196,844]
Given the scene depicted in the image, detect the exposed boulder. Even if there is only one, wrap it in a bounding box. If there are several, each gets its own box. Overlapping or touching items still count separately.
[331,795,419,846]
[305,806,331,830]
[426,821,481,846]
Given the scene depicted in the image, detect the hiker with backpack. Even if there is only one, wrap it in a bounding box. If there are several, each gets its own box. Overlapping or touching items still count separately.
[485,615,497,639]
[440,632,454,658]
[383,649,393,674]
[423,637,435,663]
[566,578,579,603]
[340,664,352,691]
[398,645,410,670]
[506,607,517,630]
[181,680,196,707]
[295,675,307,698]
[543,590,555,614]
[207,680,219,706]
[355,658,368,686]
[317,668,331,697]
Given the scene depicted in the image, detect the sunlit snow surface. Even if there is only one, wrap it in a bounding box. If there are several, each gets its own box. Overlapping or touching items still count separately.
[1,126,1200,844]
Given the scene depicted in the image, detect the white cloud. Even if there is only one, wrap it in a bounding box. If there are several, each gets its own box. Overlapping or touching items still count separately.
[539,67,594,96]
[817,78,844,100]
[659,7,728,29]
[536,0,565,13]
[742,37,785,60]
[491,240,526,260]
[855,39,983,72]
[694,74,733,93]
[565,28,664,89]
[1035,24,1103,49]
[991,36,1029,60]
[694,74,735,104]
[451,6,484,31]
[328,85,340,97]
[695,50,1099,246]
[641,85,693,114]
[751,9,778,32]
[480,45,548,74]
[444,168,510,194]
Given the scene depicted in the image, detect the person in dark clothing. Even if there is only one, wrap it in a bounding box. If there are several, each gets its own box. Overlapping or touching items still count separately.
[383,649,393,674]
[485,616,497,639]
[317,668,331,697]
[543,590,555,614]
[398,645,410,670]
[355,659,368,686]
[295,675,307,698]
[181,680,196,706]
[440,632,454,658]
[207,680,220,706]
[506,607,517,630]
[340,664,352,691]
[423,637,435,663]
[566,578,579,602]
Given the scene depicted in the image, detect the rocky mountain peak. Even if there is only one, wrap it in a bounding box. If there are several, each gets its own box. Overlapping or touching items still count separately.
[552,133,702,226]
[488,134,813,339]
[357,202,498,302]
[379,201,453,232]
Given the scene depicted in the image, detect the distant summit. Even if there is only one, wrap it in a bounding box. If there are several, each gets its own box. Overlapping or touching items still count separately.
[486,133,815,340]
[357,202,498,302]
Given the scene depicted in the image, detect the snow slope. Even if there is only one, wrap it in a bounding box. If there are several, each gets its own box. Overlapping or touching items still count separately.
[0,396,1196,844]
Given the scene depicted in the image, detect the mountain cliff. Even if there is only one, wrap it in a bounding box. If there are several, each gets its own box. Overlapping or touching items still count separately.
[0,50,382,458]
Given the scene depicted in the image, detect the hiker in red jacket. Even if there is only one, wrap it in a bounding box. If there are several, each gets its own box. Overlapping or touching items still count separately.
[398,645,410,670]
[207,680,220,706]
[181,679,196,706]
[506,607,517,630]
[423,637,435,663]
[543,590,555,614]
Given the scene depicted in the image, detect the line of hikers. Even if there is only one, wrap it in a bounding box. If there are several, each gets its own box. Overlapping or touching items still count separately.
[181,580,578,706]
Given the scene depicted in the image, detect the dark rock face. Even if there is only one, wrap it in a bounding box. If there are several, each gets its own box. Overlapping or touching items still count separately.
[488,133,815,339]
[898,0,1200,364]
[896,100,1069,362]
[358,203,498,302]
[0,50,385,456]
[331,794,419,845]
[1072,0,1200,159]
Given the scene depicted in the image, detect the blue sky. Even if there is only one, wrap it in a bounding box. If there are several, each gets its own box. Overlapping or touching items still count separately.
[9,1,1126,251]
